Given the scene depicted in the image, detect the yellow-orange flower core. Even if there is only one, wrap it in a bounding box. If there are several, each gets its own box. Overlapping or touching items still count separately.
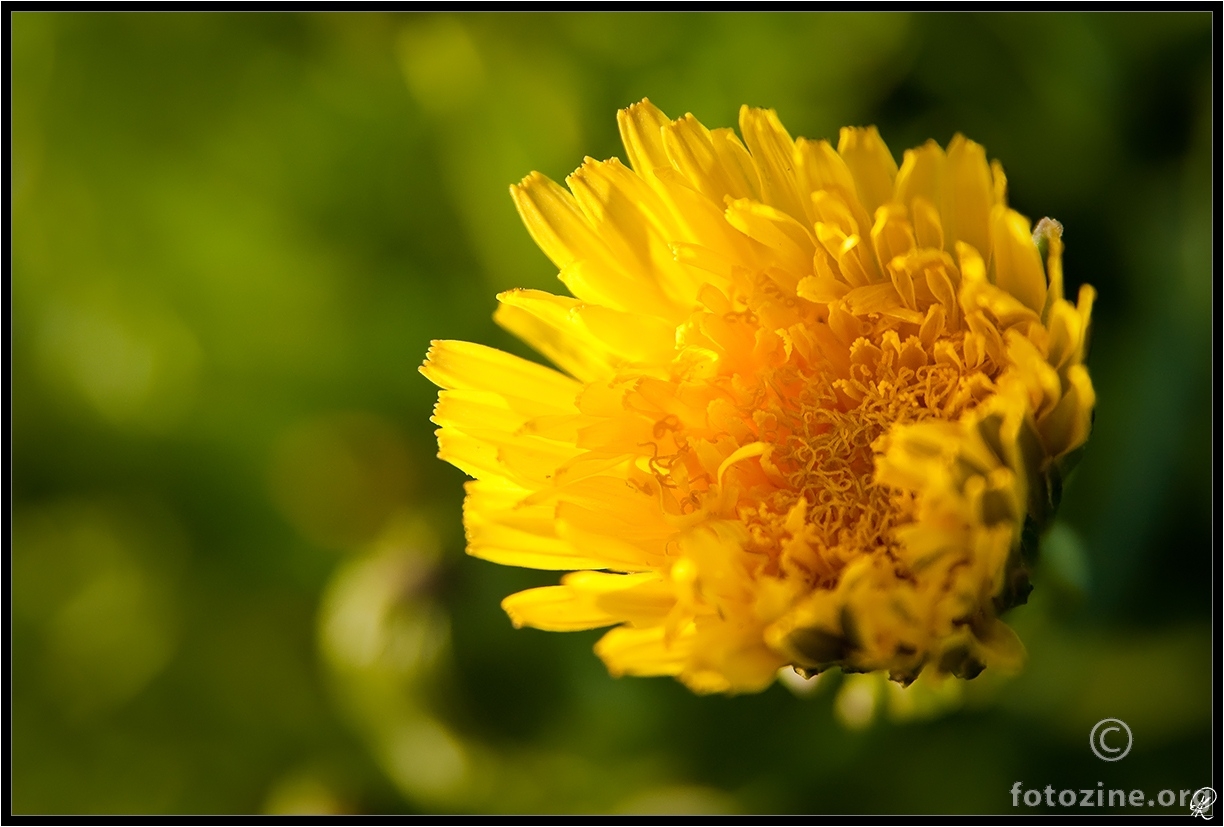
[422,100,1095,694]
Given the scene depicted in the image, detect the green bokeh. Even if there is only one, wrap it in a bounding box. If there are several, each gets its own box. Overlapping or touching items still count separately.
[11,11,1213,815]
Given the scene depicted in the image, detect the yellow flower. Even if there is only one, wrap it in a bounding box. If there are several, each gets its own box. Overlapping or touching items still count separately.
[421,100,1095,694]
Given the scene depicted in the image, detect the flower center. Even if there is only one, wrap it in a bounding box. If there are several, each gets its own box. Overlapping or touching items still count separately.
[733,327,995,589]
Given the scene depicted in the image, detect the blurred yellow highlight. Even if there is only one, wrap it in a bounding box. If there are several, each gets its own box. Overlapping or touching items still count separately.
[383,718,470,800]
[317,513,471,806]
[12,499,186,718]
[397,17,486,116]
[834,674,881,730]
[37,297,201,431]
[616,784,738,815]
[263,772,348,816]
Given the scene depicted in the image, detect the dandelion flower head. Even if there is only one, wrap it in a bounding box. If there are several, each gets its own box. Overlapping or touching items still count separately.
[422,100,1095,694]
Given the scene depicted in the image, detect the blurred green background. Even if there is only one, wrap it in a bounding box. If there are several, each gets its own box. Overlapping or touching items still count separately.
[11,11,1214,815]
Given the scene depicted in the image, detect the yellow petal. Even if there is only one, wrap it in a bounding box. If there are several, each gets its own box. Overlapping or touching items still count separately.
[871,203,917,274]
[1042,217,1066,310]
[454,426,583,487]
[837,126,898,217]
[724,198,815,285]
[672,242,735,280]
[990,206,1047,313]
[910,196,944,251]
[717,441,771,486]
[1075,283,1096,342]
[510,171,602,271]
[596,624,691,677]
[421,339,580,409]
[504,571,674,631]
[651,165,758,266]
[1044,299,1083,374]
[555,258,675,319]
[494,289,618,381]
[503,290,677,375]
[941,135,993,261]
[836,234,882,287]
[843,282,904,316]
[566,157,700,311]
[436,428,503,482]
[512,171,682,318]
[990,159,1008,206]
[894,140,944,211]
[1004,330,1062,418]
[739,106,809,223]
[468,521,608,571]
[710,127,763,202]
[616,98,671,177]
[811,189,861,237]
[662,113,740,203]
[795,137,859,203]
[581,571,677,626]
[1038,364,1095,456]
[502,585,620,631]
[432,388,526,435]
[796,274,850,303]
[582,313,675,369]
[555,520,657,571]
